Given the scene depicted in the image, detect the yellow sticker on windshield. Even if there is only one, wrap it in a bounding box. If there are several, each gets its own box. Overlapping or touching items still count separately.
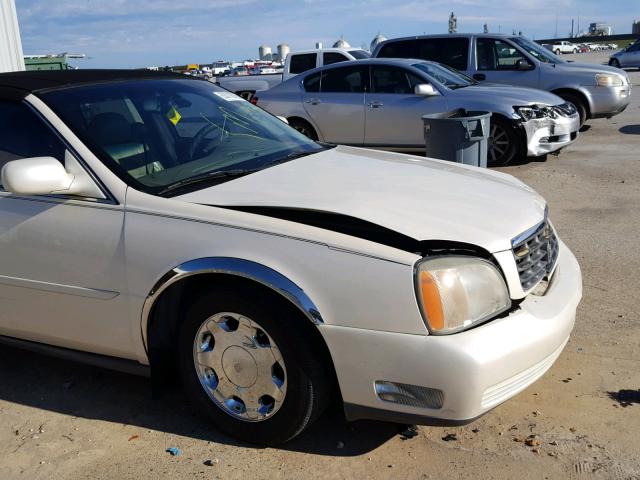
[166,106,182,125]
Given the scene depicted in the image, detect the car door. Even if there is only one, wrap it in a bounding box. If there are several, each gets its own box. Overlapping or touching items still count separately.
[474,37,540,88]
[0,99,130,357]
[364,65,447,147]
[301,64,367,144]
[622,42,640,67]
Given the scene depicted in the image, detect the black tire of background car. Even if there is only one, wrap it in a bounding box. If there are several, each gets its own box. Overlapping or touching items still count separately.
[558,92,587,127]
[609,58,621,69]
[488,116,520,167]
[237,90,255,101]
[178,287,331,446]
[287,118,319,140]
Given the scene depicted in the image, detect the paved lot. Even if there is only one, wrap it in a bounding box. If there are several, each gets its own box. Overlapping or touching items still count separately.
[1,52,639,479]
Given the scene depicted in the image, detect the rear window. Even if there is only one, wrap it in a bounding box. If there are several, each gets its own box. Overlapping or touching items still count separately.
[323,52,349,65]
[348,50,371,59]
[303,72,321,92]
[290,53,317,74]
[377,38,470,70]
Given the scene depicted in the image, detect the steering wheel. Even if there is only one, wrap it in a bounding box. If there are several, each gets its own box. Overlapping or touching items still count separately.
[189,123,220,160]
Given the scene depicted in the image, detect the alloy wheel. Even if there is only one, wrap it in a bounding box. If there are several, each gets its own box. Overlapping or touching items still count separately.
[192,312,287,422]
[489,123,511,164]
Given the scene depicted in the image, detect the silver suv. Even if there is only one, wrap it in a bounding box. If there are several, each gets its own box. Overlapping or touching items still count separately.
[373,33,631,126]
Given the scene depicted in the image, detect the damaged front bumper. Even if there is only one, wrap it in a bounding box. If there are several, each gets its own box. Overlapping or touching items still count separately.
[520,111,580,157]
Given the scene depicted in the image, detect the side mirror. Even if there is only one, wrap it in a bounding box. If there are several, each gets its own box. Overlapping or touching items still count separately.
[516,59,534,71]
[414,84,439,96]
[1,156,102,198]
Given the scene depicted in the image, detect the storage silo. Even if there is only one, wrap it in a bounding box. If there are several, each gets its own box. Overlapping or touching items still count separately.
[258,45,272,61]
[332,37,351,48]
[277,44,290,61]
[633,20,640,35]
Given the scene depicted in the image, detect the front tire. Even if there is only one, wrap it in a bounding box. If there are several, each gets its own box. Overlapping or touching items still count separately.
[555,49,561,55]
[488,117,520,167]
[178,287,330,445]
[609,58,621,68]
[557,92,587,127]
[288,118,318,140]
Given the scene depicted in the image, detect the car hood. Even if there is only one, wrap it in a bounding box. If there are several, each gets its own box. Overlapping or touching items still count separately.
[555,60,628,78]
[175,146,547,253]
[453,84,563,106]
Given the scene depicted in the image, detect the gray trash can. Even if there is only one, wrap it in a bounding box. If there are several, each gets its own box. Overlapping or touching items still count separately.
[422,110,492,168]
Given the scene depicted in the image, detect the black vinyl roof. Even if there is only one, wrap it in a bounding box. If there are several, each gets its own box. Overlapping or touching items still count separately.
[0,69,187,101]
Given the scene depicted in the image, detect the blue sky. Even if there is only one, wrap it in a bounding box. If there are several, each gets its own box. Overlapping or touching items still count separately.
[16,0,638,68]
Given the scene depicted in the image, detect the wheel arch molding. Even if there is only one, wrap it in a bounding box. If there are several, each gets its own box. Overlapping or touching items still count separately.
[140,257,324,353]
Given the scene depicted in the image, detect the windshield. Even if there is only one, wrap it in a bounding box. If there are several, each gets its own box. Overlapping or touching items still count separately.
[509,36,561,64]
[42,79,325,196]
[411,62,476,89]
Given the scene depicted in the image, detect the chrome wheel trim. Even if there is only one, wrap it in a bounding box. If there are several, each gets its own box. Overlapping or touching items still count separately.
[192,312,287,422]
[489,123,510,163]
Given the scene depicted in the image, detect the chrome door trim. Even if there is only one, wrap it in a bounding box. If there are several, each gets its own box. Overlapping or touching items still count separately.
[141,257,324,352]
[0,273,120,300]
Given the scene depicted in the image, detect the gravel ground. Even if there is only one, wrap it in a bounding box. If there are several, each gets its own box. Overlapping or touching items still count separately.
[1,51,639,479]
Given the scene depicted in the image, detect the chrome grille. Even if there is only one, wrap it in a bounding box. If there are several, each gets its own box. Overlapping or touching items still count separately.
[512,221,559,291]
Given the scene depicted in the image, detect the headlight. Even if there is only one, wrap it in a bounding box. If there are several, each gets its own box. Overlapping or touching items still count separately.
[415,256,511,335]
[595,73,623,87]
[514,105,557,121]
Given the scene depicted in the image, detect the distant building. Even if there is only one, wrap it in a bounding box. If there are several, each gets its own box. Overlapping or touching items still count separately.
[589,22,613,36]
[332,37,351,48]
[448,12,457,34]
[0,0,25,72]
[370,33,386,52]
[633,20,640,35]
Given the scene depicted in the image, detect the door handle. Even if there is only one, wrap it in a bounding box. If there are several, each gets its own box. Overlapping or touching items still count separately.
[473,74,486,81]
[368,101,383,108]
[305,98,321,105]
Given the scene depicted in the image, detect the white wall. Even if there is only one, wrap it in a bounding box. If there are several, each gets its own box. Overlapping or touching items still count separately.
[0,0,25,73]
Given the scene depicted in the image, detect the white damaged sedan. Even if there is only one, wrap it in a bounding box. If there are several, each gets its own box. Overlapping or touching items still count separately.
[0,71,581,445]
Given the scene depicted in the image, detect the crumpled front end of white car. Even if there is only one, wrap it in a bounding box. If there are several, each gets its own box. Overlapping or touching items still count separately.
[514,103,580,156]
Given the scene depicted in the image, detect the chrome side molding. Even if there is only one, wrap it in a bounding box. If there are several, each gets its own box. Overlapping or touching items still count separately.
[141,257,323,351]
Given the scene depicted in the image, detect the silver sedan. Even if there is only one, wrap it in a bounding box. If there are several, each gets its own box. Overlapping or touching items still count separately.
[254,59,580,166]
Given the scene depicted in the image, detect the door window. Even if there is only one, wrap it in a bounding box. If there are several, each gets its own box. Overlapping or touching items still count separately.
[320,65,367,93]
[371,66,424,94]
[377,38,469,70]
[323,52,349,66]
[477,38,531,70]
[0,101,66,186]
[289,53,317,74]
[303,72,321,92]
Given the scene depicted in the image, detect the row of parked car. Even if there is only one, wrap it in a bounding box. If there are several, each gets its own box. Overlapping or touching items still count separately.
[220,33,632,167]
[543,40,619,55]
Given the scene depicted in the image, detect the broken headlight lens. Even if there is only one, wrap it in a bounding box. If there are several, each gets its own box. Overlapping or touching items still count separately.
[515,105,557,121]
[415,256,511,335]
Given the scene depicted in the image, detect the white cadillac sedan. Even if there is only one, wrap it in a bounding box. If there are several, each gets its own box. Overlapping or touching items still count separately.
[0,70,582,445]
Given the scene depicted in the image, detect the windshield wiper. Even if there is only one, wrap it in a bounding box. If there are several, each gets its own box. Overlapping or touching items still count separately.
[262,147,331,168]
[158,168,255,195]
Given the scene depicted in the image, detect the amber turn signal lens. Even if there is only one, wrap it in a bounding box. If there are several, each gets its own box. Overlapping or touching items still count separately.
[419,271,444,331]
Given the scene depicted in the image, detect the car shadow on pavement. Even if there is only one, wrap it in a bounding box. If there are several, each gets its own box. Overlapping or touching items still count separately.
[619,125,640,135]
[0,345,397,456]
